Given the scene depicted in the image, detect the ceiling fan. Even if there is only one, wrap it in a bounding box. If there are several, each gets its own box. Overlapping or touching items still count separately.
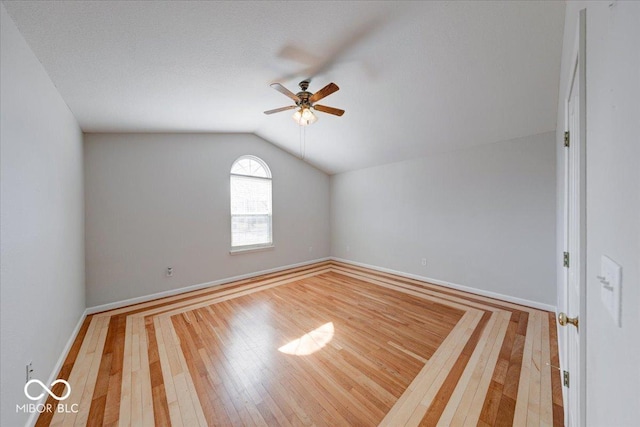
[264,80,345,126]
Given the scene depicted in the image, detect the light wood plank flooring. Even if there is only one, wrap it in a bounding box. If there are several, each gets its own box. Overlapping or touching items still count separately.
[36,261,563,426]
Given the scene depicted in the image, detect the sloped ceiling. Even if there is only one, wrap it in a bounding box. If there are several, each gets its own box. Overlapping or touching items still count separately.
[2,1,564,174]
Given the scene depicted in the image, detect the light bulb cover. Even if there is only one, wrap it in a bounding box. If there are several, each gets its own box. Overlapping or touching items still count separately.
[292,108,318,126]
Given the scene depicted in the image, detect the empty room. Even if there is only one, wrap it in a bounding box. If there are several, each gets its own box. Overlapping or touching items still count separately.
[1,1,638,426]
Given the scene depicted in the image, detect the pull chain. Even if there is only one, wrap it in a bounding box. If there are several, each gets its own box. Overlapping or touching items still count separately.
[299,124,306,160]
[302,125,306,160]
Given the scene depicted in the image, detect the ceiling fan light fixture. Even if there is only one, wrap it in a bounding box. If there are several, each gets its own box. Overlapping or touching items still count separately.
[292,107,317,126]
[267,80,342,125]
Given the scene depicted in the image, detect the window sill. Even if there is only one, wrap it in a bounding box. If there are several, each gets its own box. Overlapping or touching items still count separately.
[229,245,275,255]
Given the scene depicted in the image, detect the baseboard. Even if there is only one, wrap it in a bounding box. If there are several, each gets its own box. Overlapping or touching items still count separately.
[86,257,331,315]
[25,308,88,427]
[330,257,557,312]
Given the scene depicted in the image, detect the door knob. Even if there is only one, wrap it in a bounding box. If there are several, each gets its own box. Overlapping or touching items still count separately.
[558,312,579,329]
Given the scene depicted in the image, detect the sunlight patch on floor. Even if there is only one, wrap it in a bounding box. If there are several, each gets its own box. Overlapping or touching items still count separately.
[278,322,335,356]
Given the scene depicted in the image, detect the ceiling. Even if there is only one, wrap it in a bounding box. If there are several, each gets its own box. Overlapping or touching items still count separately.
[3,1,565,174]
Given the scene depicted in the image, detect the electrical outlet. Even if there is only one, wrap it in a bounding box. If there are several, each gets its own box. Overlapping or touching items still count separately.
[26,362,33,382]
[166,267,173,277]
[308,246,313,252]
[421,258,427,266]
[346,245,350,252]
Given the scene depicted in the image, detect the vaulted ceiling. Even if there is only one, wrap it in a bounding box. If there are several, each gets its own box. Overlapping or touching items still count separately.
[3,1,564,174]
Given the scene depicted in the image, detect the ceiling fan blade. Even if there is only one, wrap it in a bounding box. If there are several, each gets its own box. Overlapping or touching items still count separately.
[264,105,297,115]
[313,105,345,117]
[274,17,384,82]
[270,83,301,102]
[309,18,383,78]
[278,45,323,66]
[309,83,339,103]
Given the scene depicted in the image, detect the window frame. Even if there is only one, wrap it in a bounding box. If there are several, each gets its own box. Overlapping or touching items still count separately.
[229,155,274,254]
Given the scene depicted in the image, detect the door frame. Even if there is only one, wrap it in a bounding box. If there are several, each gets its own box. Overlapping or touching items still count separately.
[560,8,587,427]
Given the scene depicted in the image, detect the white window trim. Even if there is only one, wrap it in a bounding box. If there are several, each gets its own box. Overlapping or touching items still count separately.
[229,244,275,255]
[229,155,273,253]
[230,155,272,178]
[229,174,272,181]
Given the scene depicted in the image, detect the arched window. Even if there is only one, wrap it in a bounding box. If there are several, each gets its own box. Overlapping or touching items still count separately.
[230,155,273,251]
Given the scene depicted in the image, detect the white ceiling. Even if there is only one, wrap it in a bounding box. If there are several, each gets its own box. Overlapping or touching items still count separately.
[3,1,565,174]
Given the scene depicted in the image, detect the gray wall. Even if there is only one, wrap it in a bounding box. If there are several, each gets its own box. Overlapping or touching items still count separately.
[331,132,557,306]
[556,2,640,426]
[84,133,330,307]
[0,5,86,426]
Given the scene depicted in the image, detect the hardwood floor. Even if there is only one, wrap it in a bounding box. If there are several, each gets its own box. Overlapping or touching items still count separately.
[36,261,563,426]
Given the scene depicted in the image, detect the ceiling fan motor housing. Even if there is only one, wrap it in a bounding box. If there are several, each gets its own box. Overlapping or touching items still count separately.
[295,80,313,108]
[298,80,310,91]
[296,92,312,108]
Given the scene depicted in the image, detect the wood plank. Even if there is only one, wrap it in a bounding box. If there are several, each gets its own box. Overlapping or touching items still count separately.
[540,310,554,427]
[548,312,565,427]
[436,312,502,426]
[417,311,491,426]
[526,311,542,427]
[461,311,511,426]
[477,308,518,425]
[168,315,208,426]
[35,261,562,427]
[35,316,93,427]
[75,316,111,426]
[153,316,182,427]
[50,316,101,426]
[51,316,109,426]
[504,313,528,402]
[380,309,482,426]
[495,394,517,427]
[513,311,537,425]
[146,317,170,425]
[118,316,133,427]
[478,380,504,427]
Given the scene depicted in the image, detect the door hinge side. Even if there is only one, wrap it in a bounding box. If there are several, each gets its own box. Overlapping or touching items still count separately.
[564,131,570,147]
[563,370,570,387]
[563,251,570,268]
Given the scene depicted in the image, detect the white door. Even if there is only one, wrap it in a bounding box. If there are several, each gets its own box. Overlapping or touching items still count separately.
[561,9,586,427]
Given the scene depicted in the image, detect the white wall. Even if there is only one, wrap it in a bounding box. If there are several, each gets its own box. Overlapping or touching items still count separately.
[556,2,640,426]
[0,5,85,426]
[331,132,556,307]
[84,133,330,307]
